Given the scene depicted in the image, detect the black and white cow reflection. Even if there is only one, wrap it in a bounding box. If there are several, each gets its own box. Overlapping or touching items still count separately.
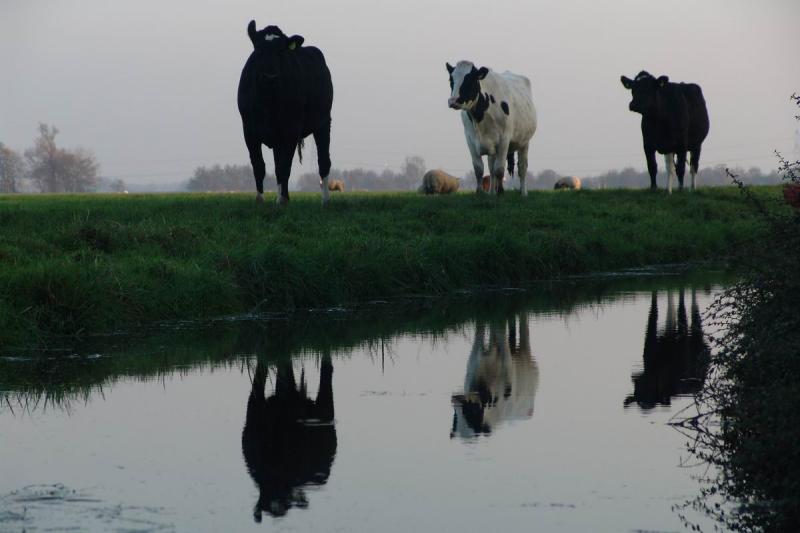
[451,314,539,438]
[624,289,710,410]
[242,357,336,520]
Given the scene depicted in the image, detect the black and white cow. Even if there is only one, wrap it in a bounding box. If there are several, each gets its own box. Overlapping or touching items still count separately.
[446,61,538,195]
[238,22,334,205]
[451,314,539,438]
[620,71,710,193]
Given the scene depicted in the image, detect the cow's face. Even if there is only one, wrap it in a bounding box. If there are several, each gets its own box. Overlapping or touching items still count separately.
[246,21,304,88]
[451,393,492,438]
[446,61,489,110]
[620,71,668,114]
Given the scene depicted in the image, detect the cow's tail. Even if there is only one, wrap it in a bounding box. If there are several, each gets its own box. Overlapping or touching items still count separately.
[297,139,305,164]
[507,151,515,177]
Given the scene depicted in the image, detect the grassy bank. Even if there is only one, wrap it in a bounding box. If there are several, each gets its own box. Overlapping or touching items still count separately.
[0,188,779,347]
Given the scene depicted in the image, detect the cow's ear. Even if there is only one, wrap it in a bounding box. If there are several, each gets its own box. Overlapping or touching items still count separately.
[287,35,304,50]
[620,76,633,89]
[247,20,257,45]
[446,62,455,74]
[657,75,669,87]
[476,67,489,79]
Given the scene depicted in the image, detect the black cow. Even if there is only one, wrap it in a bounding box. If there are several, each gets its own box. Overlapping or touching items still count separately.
[238,21,333,205]
[620,71,709,193]
[242,358,336,520]
[624,289,710,410]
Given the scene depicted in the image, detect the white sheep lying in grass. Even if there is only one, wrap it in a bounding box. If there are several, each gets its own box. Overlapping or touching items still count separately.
[554,176,581,190]
[327,179,344,191]
[418,169,460,195]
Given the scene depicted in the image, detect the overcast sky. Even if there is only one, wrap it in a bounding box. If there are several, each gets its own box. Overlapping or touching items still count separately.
[1,0,799,185]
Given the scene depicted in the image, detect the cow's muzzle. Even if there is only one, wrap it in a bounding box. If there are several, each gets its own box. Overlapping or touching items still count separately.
[448,97,461,109]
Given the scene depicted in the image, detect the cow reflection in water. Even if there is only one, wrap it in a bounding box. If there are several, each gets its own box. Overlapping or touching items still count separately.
[452,313,540,438]
[242,357,336,520]
[624,289,710,410]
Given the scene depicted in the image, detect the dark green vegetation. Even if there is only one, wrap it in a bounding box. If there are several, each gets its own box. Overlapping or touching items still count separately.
[0,188,780,348]
[676,209,800,531]
[674,160,800,527]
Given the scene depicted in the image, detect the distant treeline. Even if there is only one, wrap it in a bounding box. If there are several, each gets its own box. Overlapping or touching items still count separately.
[295,156,426,192]
[182,157,785,194]
[491,165,783,190]
[2,130,787,194]
[186,163,278,192]
[183,156,427,193]
[581,165,784,189]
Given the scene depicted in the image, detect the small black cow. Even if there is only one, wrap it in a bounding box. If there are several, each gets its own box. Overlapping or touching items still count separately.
[238,21,333,205]
[621,71,710,193]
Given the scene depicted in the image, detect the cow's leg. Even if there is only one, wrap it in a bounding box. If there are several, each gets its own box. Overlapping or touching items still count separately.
[666,290,677,332]
[491,146,509,196]
[273,142,296,205]
[664,153,676,195]
[315,354,334,422]
[244,127,266,203]
[314,119,332,205]
[645,148,658,190]
[488,155,498,195]
[517,143,530,197]
[320,177,330,205]
[689,146,701,190]
[473,161,486,193]
[676,151,687,191]
[468,143,484,193]
[519,312,530,353]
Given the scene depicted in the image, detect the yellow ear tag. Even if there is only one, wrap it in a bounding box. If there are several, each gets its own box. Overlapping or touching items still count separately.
[288,42,297,51]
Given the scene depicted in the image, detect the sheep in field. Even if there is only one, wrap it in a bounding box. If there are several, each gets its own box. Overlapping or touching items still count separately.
[327,179,344,191]
[418,169,460,195]
[554,176,581,190]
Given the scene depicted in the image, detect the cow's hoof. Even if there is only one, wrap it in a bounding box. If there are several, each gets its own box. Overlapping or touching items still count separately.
[277,195,289,206]
[256,193,264,204]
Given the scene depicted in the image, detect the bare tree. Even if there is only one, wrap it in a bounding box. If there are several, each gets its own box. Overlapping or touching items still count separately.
[0,142,25,193]
[25,123,99,193]
[109,178,127,193]
[401,155,426,189]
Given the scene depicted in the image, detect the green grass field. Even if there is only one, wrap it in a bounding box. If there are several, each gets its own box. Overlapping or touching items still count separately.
[0,188,779,347]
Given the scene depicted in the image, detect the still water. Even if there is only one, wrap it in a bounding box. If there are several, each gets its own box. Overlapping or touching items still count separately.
[1,272,728,532]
